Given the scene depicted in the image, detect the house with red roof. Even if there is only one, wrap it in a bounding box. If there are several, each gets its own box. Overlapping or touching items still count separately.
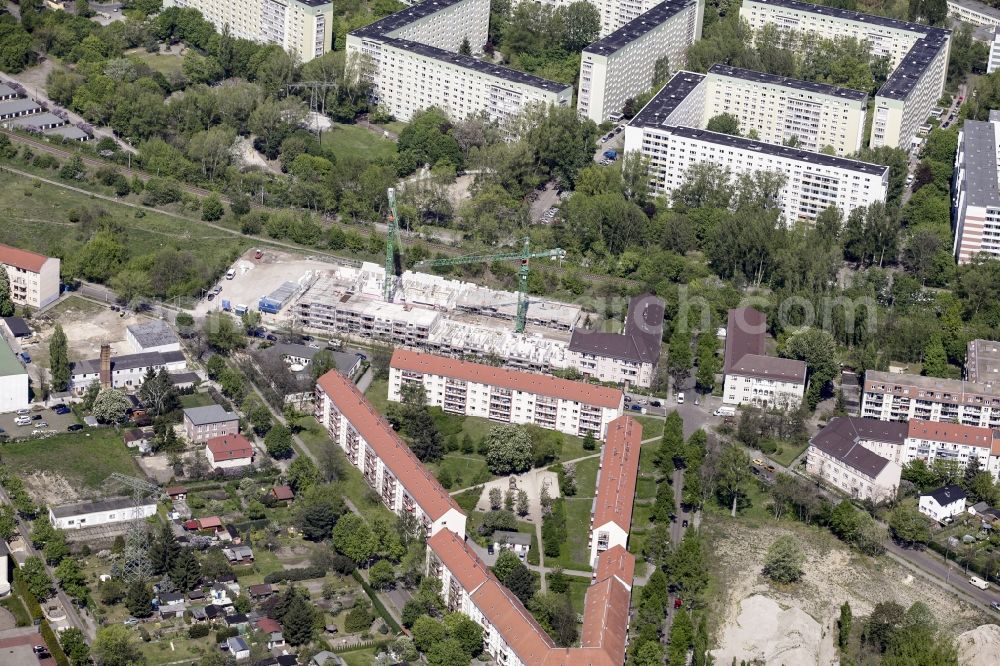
[205,434,253,471]
[589,416,641,566]
[0,242,60,308]
[388,349,624,440]
[270,485,295,502]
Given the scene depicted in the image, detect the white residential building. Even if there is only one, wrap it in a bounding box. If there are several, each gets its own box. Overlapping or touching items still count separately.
[0,337,29,414]
[989,27,1000,73]
[577,0,704,123]
[722,308,807,410]
[163,0,334,62]
[347,0,572,123]
[861,369,1000,429]
[918,485,967,523]
[205,434,254,471]
[624,72,890,225]
[49,497,157,530]
[388,349,624,440]
[952,112,1000,263]
[702,64,868,155]
[903,420,1000,482]
[588,416,641,566]
[806,417,903,502]
[740,0,951,151]
[314,369,467,538]
[947,0,1000,27]
[0,243,60,309]
[69,350,187,395]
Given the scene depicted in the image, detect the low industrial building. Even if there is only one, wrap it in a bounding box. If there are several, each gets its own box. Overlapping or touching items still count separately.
[588,416,642,566]
[722,307,806,410]
[205,434,254,471]
[1,316,31,340]
[388,349,624,439]
[49,497,157,530]
[69,346,187,394]
[183,405,240,443]
[126,320,181,354]
[0,337,29,414]
[919,485,967,523]
[0,243,61,309]
[270,342,361,377]
[806,417,903,502]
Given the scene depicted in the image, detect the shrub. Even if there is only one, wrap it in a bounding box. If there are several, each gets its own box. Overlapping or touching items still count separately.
[188,624,210,639]
[344,603,375,633]
[263,565,327,584]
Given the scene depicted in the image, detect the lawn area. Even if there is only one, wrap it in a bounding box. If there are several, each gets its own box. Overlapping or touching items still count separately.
[771,440,809,468]
[638,441,660,477]
[429,454,492,490]
[563,576,591,615]
[635,415,664,440]
[549,498,594,571]
[0,428,141,490]
[180,392,217,409]
[322,123,397,162]
[127,47,184,76]
[341,647,379,666]
[139,632,217,665]
[45,296,104,319]
[635,476,657,501]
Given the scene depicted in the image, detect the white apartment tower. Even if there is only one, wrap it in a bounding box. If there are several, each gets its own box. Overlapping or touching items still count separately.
[347,0,572,123]
[952,111,1000,263]
[577,0,704,123]
[163,0,334,62]
[739,0,951,152]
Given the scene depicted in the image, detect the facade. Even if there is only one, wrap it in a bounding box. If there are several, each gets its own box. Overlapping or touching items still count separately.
[918,484,967,522]
[577,0,704,123]
[947,0,1000,27]
[49,497,157,530]
[806,417,903,502]
[624,73,890,225]
[722,308,807,409]
[388,349,624,439]
[0,243,60,309]
[566,294,664,389]
[127,320,181,354]
[588,416,641,566]
[861,369,1000,429]
[952,113,1000,263]
[0,337,29,414]
[206,434,254,470]
[903,420,1000,481]
[163,0,334,62]
[183,405,240,443]
[346,0,572,123]
[739,0,951,151]
[69,350,187,395]
[314,369,467,537]
[989,27,1000,73]
[702,64,867,155]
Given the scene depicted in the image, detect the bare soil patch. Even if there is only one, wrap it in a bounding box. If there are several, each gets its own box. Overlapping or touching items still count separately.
[22,470,81,505]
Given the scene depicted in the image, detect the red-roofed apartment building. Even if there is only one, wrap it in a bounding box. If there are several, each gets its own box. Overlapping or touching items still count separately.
[0,243,60,308]
[589,416,641,565]
[388,349,624,439]
[315,369,466,538]
[904,419,1000,482]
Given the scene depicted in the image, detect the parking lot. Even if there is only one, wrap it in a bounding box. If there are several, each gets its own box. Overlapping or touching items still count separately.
[0,405,79,439]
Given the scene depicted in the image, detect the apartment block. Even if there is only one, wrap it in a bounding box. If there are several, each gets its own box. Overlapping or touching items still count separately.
[952,113,1000,263]
[183,405,240,444]
[577,0,704,123]
[722,307,807,409]
[588,416,641,566]
[806,416,903,502]
[164,0,334,62]
[347,0,572,123]
[989,27,1000,73]
[314,369,467,537]
[861,370,1000,428]
[388,349,624,439]
[702,64,867,155]
[947,0,1000,27]
[740,0,951,151]
[903,420,1000,480]
[625,73,890,225]
[0,243,60,309]
[566,294,664,389]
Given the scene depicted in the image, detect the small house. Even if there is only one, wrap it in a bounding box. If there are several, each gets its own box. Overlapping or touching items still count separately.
[225,636,250,661]
[158,592,186,619]
[223,545,254,564]
[225,613,249,631]
[248,583,274,600]
[918,485,967,523]
[204,604,223,621]
[492,530,532,558]
[184,405,239,444]
[205,434,254,471]
[123,428,153,454]
[969,501,991,516]
[311,651,346,666]
[270,485,295,503]
[190,606,208,622]
[166,486,188,500]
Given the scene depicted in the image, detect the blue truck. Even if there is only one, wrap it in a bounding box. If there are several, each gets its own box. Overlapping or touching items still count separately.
[603,149,618,160]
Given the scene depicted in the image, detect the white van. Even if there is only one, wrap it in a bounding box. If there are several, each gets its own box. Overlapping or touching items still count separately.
[714,406,736,417]
[970,576,990,590]
[225,269,237,280]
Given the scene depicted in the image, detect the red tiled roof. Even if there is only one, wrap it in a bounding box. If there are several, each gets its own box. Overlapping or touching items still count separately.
[390,349,624,409]
[206,434,253,462]
[198,516,222,529]
[594,545,635,587]
[256,617,281,633]
[427,530,491,593]
[907,419,994,449]
[471,580,555,662]
[0,243,49,272]
[271,485,294,501]
[579,575,631,664]
[592,416,642,533]
[316,370,460,521]
[165,486,188,496]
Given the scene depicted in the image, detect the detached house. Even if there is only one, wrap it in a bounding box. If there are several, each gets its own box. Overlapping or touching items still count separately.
[183,405,239,443]
[919,485,967,523]
[206,434,254,471]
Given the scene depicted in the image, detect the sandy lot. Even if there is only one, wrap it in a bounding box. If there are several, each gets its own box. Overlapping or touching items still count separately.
[22,470,82,506]
[31,297,145,366]
[472,469,560,525]
[707,519,991,665]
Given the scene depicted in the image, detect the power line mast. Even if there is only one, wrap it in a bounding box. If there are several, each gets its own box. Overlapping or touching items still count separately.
[383,187,402,302]
[104,473,161,585]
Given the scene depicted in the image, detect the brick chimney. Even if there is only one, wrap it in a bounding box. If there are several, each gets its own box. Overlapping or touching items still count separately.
[99,344,111,389]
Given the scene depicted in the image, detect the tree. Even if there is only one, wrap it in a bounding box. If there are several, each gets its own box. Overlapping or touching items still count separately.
[459,37,472,55]
[265,424,294,459]
[310,349,336,380]
[149,522,180,575]
[863,601,905,652]
[93,388,130,425]
[55,558,88,603]
[520,104,599,187]
[20,556,53,601]
[332,513,377,564]
[125,581,153,618]
[762,535,804,583]
[716,444,752,516]
[99,578,125,606]
[668,322,693,384]
[203,312,245,353]
[295,483,346,540]
[281,593,317,645]
[493,549,521,582]
[706,113,741,136]
[170,549,202,591]
[582,432,596,451]
[60,627,91,666]
[412,615,447,653]
[0,268,13,317]
[50,324,70,391]
[922,333,949,378]
[201,194,225,221]
[838,601,852,650]
[658,411,685,472]
[406,407,444,462]
[43,535,70,566]
[140,368,177,417]
[287,455,320,493]
[93,625,144,666]
[443,611,483,656]
[667,608,694,666]
[782,327,838,409]
[0,504,17,542]
[485,425,534,475]
[489,487,503,511]
[888,505,931,547]
[369,559,396,590]
[516,489,529,516]
[502,561,535,605]
[562,1,601,51]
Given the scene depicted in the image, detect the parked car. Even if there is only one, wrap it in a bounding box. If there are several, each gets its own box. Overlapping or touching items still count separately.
[15,417,31,426]
[33,646,47,655]
[629,404,642,412]
[122,617,140,627]
[67,424,83,432]
[31,414,42,420]
[207,293,216,302]
[355,352,368,360]
[265,334,278,341]
[991,601,1000,612]
[752,459,764,467]
[301,335,314,342]
[623,396,632,403]
[16,408,30,416]
[682,519,689,528]
[971,576,990,590]
[19,352,30,364]
[34,422,48,429]
[650,400,661,407]
[676,392,684,404]
[487,545,495,555]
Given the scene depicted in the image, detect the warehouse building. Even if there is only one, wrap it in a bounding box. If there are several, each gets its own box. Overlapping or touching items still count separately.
[49,497,158,530]
[346,0,572,124]
[577,0,704,123]
[163,0,334,62]
[70,348,187,394]
[127,320,181,354]
[0,337,29,413]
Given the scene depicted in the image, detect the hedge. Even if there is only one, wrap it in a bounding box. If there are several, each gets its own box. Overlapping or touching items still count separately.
[351,571,401,634]
[264,565,327,584]
[41,621,70,666]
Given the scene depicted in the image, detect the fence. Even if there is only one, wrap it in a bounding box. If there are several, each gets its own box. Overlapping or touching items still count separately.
[352,571,402,634]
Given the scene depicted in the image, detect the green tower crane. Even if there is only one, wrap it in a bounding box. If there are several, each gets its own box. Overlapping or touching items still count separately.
[383,187,401,302]
[414,236,566,333]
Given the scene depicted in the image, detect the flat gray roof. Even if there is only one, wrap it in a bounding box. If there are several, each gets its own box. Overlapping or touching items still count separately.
[50,496,153,518]
[493,530,532,545]
[584,0,697,56]
[708,64,867,101]
[967,339,1000,384]
[183,404,238,426]
[8,112,63,127]
[751,0,945,35]
[959,120,1000,208]
[629,71,706,128]
[0,83,18,98]
[128,320,178,349]
[0,98,42,116]
[44,125,90,140]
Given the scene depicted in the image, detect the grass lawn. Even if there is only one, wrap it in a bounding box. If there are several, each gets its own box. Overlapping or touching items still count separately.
[127,48,184,76]
[0,428,141,490]
[548,497,594,571]
[341,647,379,666]
[771,440,809,468]
[563,576,591,615]
[45,296,104,319]
[635,415,664,440]
[635,476,657,501]
[429,454,492,490]
[180,393,217,409]
[638,441,660,477]
[322,123,397,162]
[139,633,217,665]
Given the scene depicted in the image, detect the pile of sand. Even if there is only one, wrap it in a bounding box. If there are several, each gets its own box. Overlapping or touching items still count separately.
[957,624,1000,666]
[711,594,833,666]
